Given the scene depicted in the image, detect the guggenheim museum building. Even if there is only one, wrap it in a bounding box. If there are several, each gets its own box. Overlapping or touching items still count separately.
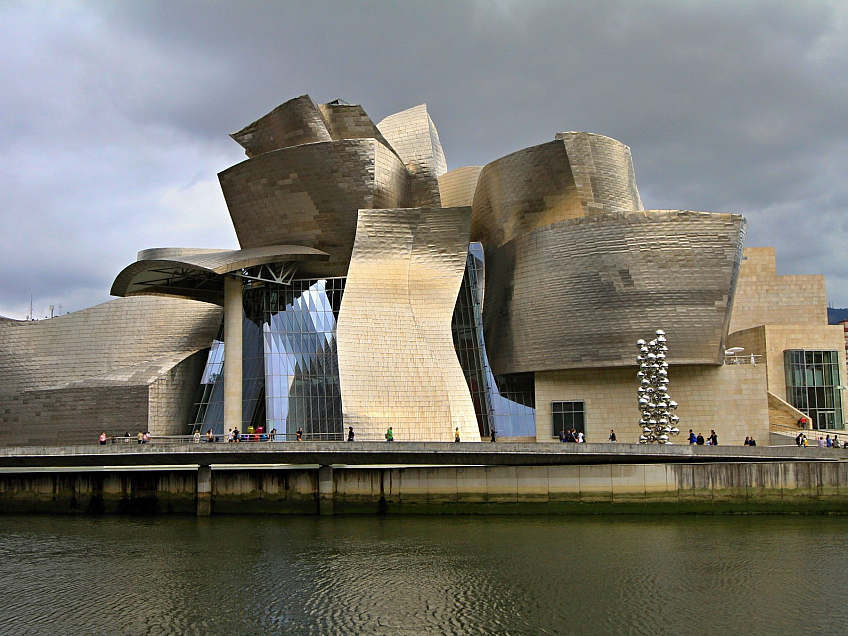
[1,95,844,446]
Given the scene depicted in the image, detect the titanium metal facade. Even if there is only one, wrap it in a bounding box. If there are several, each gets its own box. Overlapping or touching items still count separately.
[337,207,480,441]
[5,91,823,446]
[0,297,220,444]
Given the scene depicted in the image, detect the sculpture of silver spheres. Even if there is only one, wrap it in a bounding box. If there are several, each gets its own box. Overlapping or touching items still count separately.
[636,330,680,444]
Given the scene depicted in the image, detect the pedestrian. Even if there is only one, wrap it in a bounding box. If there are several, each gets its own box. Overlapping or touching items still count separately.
[577,431,585,444]
[227,428,234,443]
[744,437,750,446]
[608,429,617,442]
[688,429,697,444]
[708,430,718,446]
[194,430,201,444]
[796,432,803,446]
[385,426,394,442]
[348,426,355,442]
[99,432,107,445]
[818,436,825,449]
[559,429,566,443]
[826,435,832,448]
[233,427,240,443]
[206,429,214,443]
[296,427,303,442]
[749,437,756,446]
[834,434,839,448]
[137,430,144,444]
[455,427,461,443]
[270,427,277,442]
[490,427,496,443]
[142,432,150,444]
[696,433,705,445]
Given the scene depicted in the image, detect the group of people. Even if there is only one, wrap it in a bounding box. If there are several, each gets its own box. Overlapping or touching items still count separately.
[223,426,279,442]
[743,437,758,446]
[97,431,148,445]
[559,429,585,443]
[796,432,846,448]
[687,429,719,445]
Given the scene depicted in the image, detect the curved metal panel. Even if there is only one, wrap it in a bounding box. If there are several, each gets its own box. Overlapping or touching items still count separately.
[0,296,221,444]
[471,133,643,247]
[337,207,480,441]
[219,139,411,275]
[438,166,483,208]
[377,104,446,207]
[230,94,332,158]
[555,132,643,214]
[316,102,389,146]
[111,245,330,302]
[482,210,747,374]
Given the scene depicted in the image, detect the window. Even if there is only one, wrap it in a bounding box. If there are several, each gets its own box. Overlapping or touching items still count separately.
[552,401,585,437]
[784,349,844,430]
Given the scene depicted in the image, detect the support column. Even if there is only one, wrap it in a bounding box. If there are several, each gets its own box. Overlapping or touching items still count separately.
[318,465,334,516]
[223,275,243,435]
[197,465,212,516]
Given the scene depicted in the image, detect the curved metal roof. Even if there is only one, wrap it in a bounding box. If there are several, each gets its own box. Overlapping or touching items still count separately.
[111,245,330,304]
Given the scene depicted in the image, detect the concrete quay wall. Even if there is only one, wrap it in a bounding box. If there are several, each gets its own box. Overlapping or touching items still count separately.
[2,461,848,515]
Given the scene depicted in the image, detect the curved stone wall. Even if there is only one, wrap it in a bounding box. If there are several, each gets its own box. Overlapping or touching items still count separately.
[482,210,746,374]
[337,207,480,441]
[219,139,411,275]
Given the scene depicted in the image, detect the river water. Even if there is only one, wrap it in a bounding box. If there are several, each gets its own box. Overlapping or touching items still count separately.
[0,514,846,635]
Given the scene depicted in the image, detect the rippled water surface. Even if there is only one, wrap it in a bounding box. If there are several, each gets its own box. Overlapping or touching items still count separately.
[1,514,847,635]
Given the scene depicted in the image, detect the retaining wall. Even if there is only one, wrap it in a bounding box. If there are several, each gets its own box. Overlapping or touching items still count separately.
[2,462,848,515]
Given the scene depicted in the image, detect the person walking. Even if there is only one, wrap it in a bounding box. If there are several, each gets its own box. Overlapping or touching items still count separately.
[490,427,497,443]
[577,431,585,444]
[206,429,214,443]
[347,426,355,442]
[385,427,394,442]
[193,430,201,444]
[688,429,697,444]
[455,427,461,443]
[696,433,705,445]
[99,432,107,446]
[608,429,617,442]
[708,430,718,446]
[137,430,144,445]
[296,427,303,442]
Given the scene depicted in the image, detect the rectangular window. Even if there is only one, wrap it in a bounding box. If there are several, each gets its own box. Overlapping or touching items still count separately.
[784,349,844,430]
[552,401,585,437]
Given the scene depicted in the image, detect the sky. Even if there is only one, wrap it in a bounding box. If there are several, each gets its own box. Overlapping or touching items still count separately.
[1,0,847,319]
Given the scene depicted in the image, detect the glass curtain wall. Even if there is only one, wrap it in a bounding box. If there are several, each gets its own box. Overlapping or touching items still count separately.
[191,278,345,438]
[784,349,844,430]
[450,243,536,438]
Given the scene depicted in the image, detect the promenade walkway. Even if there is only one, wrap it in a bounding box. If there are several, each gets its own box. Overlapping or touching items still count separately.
[0,441,844,470]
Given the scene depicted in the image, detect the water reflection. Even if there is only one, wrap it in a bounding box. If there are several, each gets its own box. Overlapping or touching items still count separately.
[0,515,846,635]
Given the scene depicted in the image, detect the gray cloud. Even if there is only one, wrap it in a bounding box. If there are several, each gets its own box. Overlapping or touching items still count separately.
[1,0,847,318]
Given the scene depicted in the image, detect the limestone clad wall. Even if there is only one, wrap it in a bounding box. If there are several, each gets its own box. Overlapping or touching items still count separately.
[534,363,769,447]
[726,324,847,403]
[729,247,828,333]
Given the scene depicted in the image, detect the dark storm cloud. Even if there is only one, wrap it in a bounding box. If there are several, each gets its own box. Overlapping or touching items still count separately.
[1,0,847,318]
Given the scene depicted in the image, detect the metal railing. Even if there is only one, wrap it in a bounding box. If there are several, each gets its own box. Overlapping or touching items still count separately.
[724,354,763,365]
[96,432,345,445]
